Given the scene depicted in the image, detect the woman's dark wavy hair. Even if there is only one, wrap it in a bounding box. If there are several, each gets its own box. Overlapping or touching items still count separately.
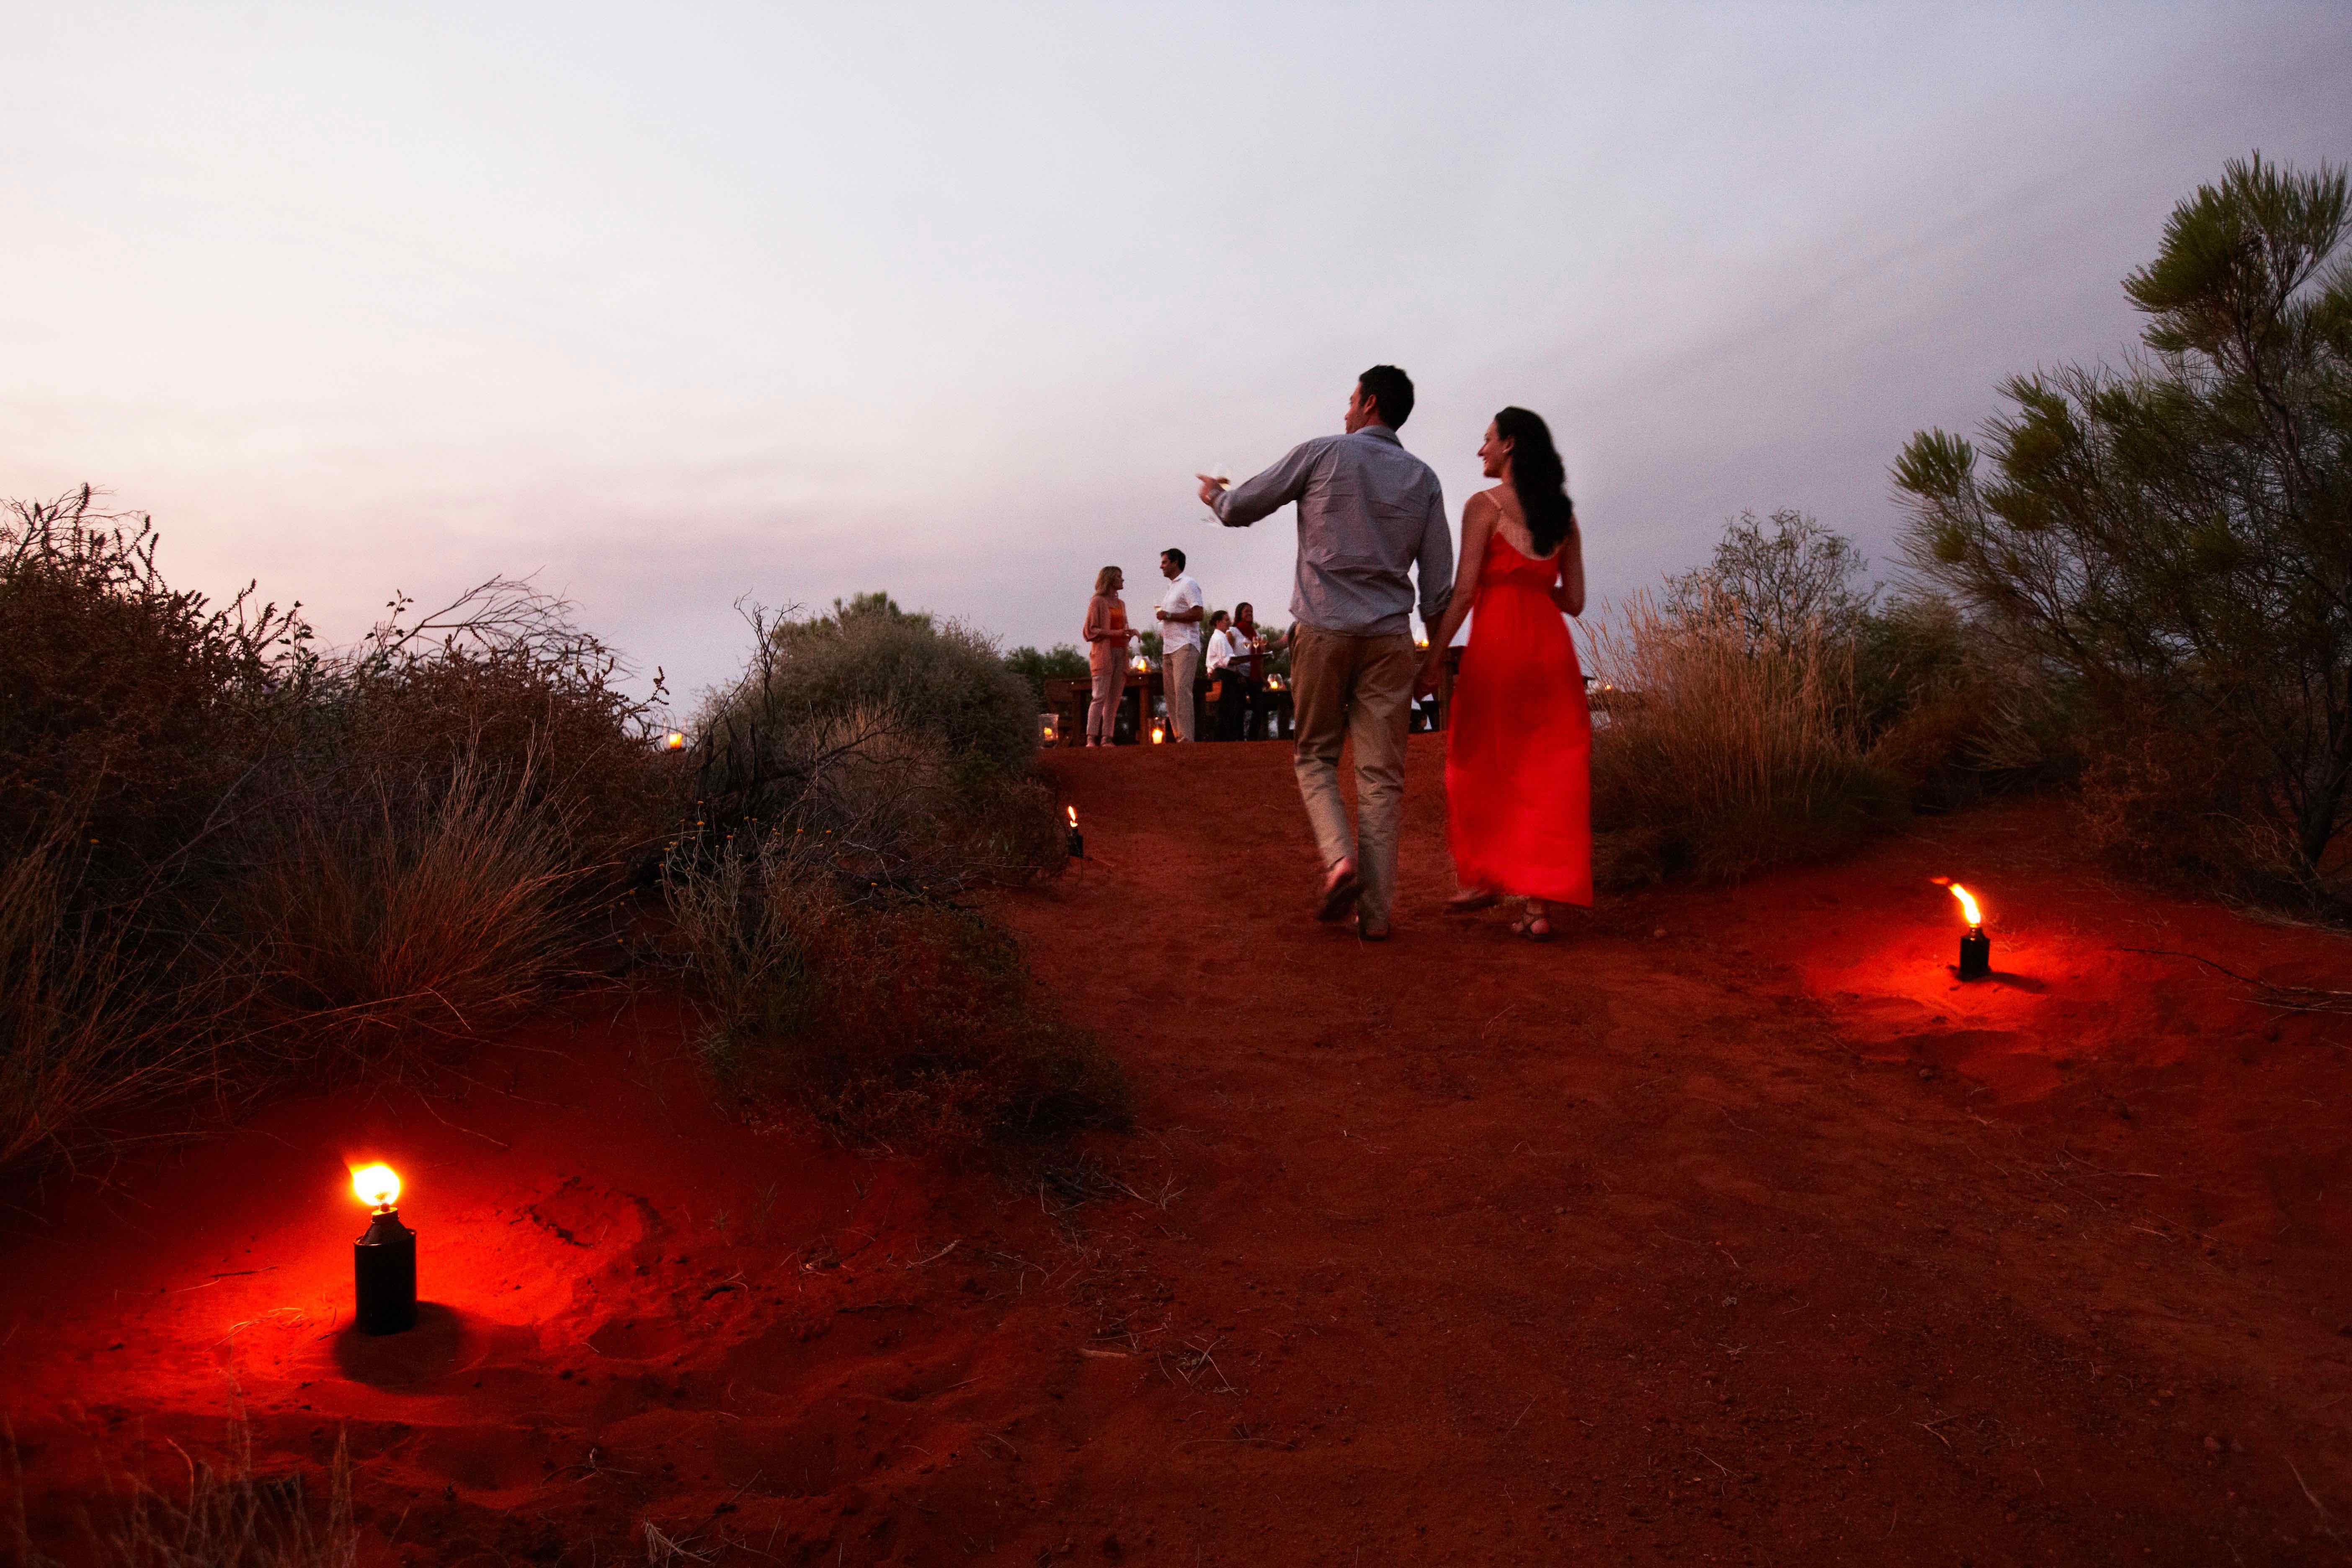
[1495,406,1576,557]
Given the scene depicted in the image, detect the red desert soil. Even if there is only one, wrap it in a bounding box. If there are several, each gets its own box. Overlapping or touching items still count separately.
[8,737,2352,1565]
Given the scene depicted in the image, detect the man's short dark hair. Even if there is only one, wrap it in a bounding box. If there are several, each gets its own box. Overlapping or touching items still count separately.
[1210,609,1230,624]
[1358,364,1415,428]
[1162,546,1186,570]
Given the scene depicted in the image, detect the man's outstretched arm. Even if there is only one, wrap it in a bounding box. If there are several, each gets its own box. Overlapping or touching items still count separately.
[1200,439,1323,528]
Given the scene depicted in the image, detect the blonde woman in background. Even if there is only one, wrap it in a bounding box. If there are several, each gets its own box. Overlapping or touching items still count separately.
[1082,565,1140,746]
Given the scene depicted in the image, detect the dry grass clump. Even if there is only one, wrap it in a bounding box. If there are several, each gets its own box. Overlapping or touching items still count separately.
[11,1424,356,1568]
[1585,589,1903,885]
[224,757,598,1067]
[0,488,675,1173]
[0,824,197,1173]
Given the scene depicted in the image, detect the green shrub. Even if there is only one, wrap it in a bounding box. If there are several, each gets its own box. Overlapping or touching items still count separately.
[1004,642,1088,706]
[1895,154,2352,908]
[705,593,1037,775]
[690,596,1060,892]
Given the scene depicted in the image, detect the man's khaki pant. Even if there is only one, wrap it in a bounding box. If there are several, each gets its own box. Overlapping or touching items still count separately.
[1288,622,1418,928]
[1163,644,1202,741]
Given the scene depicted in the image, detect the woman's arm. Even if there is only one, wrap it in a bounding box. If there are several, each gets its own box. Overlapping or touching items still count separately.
[1552,528,1586,618]
[1083,596,1110,643]
[1413,493,1498,696]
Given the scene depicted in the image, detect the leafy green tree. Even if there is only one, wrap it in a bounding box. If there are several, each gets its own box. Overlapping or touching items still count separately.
[1894,154,2352,892]
[1003,643,1088,704]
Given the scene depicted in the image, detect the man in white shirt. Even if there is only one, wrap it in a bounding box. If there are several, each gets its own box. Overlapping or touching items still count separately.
[1154,547,1205,741]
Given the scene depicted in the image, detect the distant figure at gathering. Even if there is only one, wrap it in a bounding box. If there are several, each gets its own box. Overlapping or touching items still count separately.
[1081,565,1138,747]
[1080,365,1591,944]
[1153,549,1204,741]
[1205,601,1274,741]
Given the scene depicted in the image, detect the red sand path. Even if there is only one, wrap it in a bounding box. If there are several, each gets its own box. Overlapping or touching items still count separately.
[8,736,2352,1564]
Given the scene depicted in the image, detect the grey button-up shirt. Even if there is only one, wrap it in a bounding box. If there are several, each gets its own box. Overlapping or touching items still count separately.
[1210,426,1453,638]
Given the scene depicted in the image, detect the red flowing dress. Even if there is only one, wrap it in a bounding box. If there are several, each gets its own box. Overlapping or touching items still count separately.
[1444,530,1593,906]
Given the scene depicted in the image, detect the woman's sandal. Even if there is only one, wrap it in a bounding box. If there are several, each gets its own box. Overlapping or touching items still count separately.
[1509,908,1555,942]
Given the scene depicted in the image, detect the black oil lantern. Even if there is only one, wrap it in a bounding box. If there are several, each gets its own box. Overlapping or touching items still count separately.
[351,1163,416,1335]
[1949,883,1991,981]
[1065,805,1084,860]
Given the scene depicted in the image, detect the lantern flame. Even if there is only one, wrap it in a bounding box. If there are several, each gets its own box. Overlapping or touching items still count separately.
[1948,882,1983,928]
[1065,805,1077,827]
[351,1163,400,1210]
[662,731,687,752]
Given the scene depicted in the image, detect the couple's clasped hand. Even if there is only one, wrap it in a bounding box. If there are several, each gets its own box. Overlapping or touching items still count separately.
[1412,650,1445,701]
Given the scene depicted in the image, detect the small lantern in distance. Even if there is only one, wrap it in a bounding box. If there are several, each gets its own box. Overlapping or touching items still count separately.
[1948,882,1991,980]
[1065,805,1083,860]
[662,730,687,752]
[351,1163,416,1336]
[1038,712,1060,747]
[1150,720,1166,744]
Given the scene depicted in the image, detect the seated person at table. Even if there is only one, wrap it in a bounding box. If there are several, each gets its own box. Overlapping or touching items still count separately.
[1206,609,1256,742]
[1232,601,1274,740]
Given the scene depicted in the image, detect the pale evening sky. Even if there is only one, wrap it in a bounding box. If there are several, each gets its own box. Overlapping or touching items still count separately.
[4,3,2346,706]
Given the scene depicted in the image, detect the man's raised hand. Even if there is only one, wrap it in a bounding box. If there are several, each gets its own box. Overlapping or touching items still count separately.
[1197,474,1227,507]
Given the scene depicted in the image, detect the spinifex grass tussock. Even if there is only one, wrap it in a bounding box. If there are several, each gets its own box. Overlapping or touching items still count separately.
[10,1420,358,1568]
[0,822,203,1173]
[1584,588,1903,885]
[225,752,603,1070]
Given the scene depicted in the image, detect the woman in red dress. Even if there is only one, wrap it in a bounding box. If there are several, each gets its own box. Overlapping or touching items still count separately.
[1413,407,1590,939]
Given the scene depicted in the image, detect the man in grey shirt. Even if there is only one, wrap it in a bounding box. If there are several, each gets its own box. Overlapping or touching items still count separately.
[1197,364,1453,940]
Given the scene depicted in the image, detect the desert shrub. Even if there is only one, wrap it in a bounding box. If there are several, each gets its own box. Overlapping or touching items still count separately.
[665,826,1124,1148]
[0,494,672,1172]
[1661,508,2063,814]
[667,598,1105,1147]
[1896,154,2352,910]
[1585,589,1903,884]
[691,597,1060,892]
[705,593,1037,776]
[0,490,302,889]
[324,580,673,872]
